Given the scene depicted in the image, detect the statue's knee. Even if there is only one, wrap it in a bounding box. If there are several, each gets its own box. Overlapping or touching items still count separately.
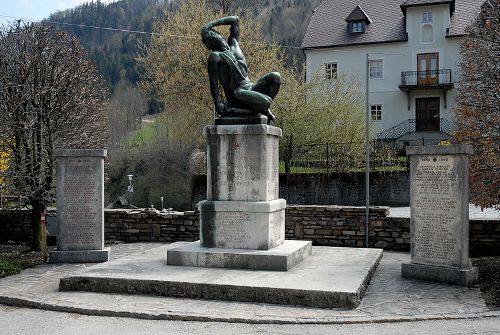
[269,72,281,85]
[256,96,271,111]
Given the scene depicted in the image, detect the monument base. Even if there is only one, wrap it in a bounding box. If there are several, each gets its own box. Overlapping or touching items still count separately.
[60,244,383,309]
[167,240,311,271]
[402,263,478,287]
[200,199,286,250]
[49,248,110,263]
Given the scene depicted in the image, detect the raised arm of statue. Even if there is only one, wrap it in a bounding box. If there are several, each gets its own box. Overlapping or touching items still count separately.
[207,52,224,115]
[203,16,239,31]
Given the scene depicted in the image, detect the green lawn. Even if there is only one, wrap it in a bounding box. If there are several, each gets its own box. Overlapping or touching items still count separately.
[0,255,31,278]
[127,121,159,146]
[278,161,407,174]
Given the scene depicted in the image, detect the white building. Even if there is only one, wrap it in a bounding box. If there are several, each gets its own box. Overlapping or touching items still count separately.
[301,0,484,145]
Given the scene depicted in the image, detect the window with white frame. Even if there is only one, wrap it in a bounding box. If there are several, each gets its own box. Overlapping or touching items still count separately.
[351,21,365,33]
[422,12,433,23]
[370,105,382,121]
[369,59,383,78]
[325,62,337,80]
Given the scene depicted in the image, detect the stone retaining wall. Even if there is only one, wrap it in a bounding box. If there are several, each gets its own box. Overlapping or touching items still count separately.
[105,209,199,243]
[284,205,410,250]
[193,172,411,207]
[1,207,498,255]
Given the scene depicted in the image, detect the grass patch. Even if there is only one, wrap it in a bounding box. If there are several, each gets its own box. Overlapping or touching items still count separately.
[0,255,31,278]
[278,161,408,174]
[127,121,159,146]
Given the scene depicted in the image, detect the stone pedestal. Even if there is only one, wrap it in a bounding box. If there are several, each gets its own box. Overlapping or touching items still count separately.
[402,145,477,286]
[167,124,311,270]
[49,149,109,263]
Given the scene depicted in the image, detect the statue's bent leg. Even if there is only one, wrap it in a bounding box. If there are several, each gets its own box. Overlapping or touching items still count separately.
[251,72,281,99]
[230,88,272,112]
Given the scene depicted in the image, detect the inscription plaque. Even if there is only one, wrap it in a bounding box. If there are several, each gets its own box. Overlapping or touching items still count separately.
[206,126,281,201]
[213,212,251,245]
[55,150,106,251]
[403,145,478,286]
[412,156,460,267]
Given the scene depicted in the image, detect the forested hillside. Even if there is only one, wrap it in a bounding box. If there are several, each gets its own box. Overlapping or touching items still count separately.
[48,0,166,89]
[48,0,323,96]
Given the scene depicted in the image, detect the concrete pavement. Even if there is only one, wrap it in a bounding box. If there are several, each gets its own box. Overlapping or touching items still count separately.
[0,243,498,325]
[1,305,500,335]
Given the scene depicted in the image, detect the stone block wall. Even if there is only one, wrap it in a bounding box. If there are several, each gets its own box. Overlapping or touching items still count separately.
[1,207,498,255]
[0,210,32,242]
[105,209,199,243]
[469,219,500,256]
[284,205,410,250]
[193,172,411,207]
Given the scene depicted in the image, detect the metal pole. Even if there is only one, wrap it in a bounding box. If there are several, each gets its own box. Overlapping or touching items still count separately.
[365,53,370,248]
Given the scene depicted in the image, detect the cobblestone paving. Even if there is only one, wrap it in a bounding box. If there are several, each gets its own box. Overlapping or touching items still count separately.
[0,243,498,324]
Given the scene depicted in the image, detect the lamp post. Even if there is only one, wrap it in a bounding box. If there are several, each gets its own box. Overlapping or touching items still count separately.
[365,53,370,248]
[127,174,133,208]
[160,197,164,211]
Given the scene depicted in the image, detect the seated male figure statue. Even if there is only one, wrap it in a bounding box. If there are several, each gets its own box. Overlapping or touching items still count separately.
[201,16,281,124]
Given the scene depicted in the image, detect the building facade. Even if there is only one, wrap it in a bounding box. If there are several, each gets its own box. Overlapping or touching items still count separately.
[301,0,484,145]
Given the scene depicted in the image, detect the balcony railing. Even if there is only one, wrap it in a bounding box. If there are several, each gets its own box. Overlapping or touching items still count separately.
[399,69,453,89]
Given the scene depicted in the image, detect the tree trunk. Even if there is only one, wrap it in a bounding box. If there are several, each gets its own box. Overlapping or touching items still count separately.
[29,200,44,251]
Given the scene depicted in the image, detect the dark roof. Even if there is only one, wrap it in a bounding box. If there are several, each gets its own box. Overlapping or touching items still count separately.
[401,0,453,6]
[449,0,483,36]
[401,0,455,15]
[302,0,485,49]
[345,5,372,23]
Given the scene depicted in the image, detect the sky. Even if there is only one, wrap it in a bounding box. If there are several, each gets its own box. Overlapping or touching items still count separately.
[0,0,116,26]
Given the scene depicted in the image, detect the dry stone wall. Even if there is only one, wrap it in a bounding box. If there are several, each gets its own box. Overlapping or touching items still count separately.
[284,206,410,250]
[1,207,498,255]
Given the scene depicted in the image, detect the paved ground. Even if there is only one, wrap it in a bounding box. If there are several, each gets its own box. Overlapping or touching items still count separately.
[0,243,498,325]
[388,204,500,219]
[1,305,500,335]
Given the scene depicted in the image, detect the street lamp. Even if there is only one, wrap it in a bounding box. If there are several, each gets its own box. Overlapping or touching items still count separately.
[160,197,164,211]
[127,174,133,208]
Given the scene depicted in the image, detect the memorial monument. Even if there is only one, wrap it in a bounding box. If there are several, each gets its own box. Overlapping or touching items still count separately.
[49,149,109,263]
[167,16,311,270]
[402,145,478,286]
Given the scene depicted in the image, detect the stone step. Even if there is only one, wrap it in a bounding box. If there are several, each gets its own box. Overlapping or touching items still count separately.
[59,244,383,309]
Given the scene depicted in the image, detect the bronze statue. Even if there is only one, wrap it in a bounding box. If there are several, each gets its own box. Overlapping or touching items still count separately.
[201,16,281,124]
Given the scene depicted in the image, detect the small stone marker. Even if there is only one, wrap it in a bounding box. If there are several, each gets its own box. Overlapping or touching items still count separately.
[49,149,109,263]
[402,145,478,286]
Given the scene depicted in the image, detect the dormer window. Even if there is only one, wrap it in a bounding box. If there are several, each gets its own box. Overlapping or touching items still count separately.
[350,21,365,33]
[345,5,372,34]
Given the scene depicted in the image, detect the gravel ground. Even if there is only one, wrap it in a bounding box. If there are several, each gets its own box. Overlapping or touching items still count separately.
[0,243,44,278]
[1,243,499,310]
[472,256,500,310]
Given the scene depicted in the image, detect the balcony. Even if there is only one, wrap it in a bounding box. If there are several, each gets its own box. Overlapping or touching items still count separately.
[399,69,453,90]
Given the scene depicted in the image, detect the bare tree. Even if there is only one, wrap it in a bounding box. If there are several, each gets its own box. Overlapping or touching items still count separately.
[207,0,261,15]
[455,0,500,210]
[108,80,148,147]
[0,22,109,250]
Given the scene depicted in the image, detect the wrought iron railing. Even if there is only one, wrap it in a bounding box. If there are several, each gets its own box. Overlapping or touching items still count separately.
[279,141,408,174]
[400,69,452,87]
[377,119,415,140]
[377,118,456,140]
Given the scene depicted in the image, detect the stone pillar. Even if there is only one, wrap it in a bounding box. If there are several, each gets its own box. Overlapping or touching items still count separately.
[402,145,478,286]
[200,124,285,250]
[167,120,311,270]
[49,149,109,263]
